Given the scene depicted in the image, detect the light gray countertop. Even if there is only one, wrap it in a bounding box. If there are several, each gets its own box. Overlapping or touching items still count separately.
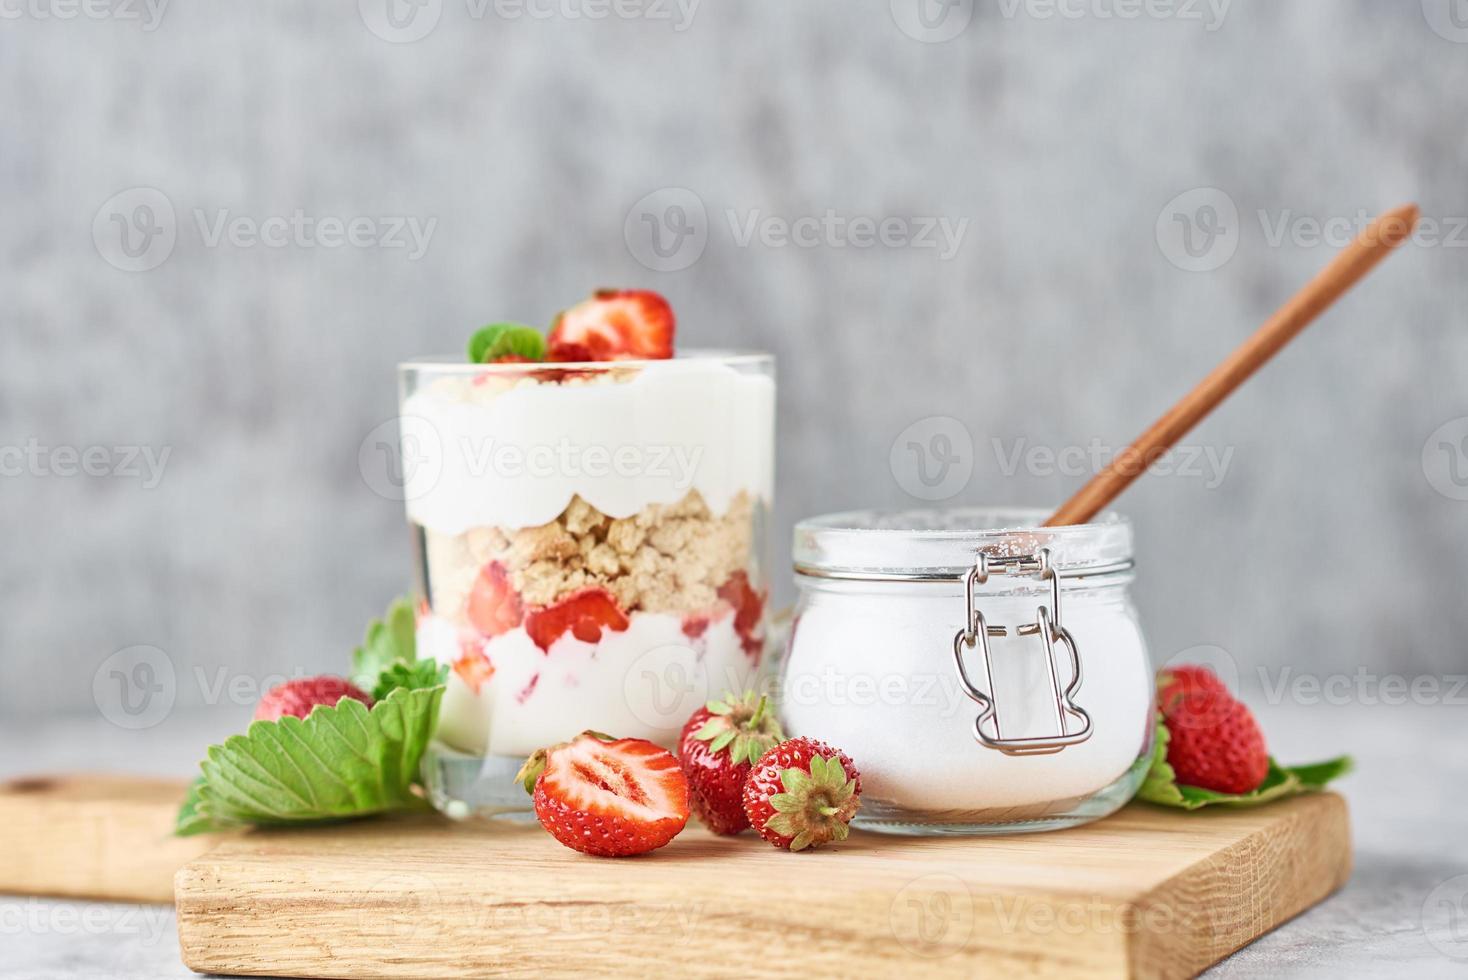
[3,701,1466,979]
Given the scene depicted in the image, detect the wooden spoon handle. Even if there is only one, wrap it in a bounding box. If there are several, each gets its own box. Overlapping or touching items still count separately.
[1044,203,1419,528]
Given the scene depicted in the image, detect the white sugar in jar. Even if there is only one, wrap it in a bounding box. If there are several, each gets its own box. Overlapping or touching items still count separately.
[779,508,1154,835]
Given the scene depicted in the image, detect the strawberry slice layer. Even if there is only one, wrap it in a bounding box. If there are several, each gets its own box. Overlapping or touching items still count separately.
[467,561,523,638]
[547,289,675,361]
[533,733,690,856]
[717,570,766,660]
[525,587,630,652]
[452,634,495,695]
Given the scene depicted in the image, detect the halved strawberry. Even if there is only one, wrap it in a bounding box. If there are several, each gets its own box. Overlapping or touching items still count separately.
[466,561,523,638]
[546,289,675,361]
[717,570,766,659]
[452,634,495,695]
[517,731,690,857]
[524,587,630,652]
[544,341,597,364]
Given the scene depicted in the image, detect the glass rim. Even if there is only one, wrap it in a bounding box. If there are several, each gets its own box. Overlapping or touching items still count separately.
[399,348,774,373]
[793,506,1134,579]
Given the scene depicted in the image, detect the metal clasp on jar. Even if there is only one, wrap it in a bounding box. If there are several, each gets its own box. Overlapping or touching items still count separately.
[951,548,1093,755]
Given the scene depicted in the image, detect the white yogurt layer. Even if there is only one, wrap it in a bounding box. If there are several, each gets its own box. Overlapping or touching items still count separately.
[420,610,760,759]
[402,359,775,534]
[780,590,1152,811]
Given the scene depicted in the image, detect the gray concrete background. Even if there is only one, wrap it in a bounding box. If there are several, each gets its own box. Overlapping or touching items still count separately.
[3,0,1467,722]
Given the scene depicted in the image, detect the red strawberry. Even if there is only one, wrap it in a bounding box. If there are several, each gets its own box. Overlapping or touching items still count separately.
[546,289,675,361]
[466,561,523,638]
[677,692,785,835]
[1164,693,1269,794]
[717,570,766,660]
[517,731,690,857]
[254,677,373,722]
[524,587,629,652]
[544,341,597,364]
[742,737,861,852]
[1157,664,1228,712]
[1158,664,1234,730]
[681,614,711,639]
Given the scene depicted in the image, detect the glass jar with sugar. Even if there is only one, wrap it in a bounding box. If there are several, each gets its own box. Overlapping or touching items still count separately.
[780,507,1154,835]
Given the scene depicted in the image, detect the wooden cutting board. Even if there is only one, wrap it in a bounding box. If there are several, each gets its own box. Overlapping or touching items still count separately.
[0,774,225,904]
[174,792,1351,980]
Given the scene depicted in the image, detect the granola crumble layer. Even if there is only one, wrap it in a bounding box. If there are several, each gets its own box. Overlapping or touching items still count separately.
[424,489,756,621]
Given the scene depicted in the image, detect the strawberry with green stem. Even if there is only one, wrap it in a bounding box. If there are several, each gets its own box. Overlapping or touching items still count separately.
[677,691,785,835]
[742,737,862,852]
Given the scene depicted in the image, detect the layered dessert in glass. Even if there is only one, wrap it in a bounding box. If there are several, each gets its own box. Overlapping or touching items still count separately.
[400,291,774,815]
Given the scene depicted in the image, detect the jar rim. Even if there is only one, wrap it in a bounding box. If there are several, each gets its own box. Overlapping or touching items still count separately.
[793,506,1133,579]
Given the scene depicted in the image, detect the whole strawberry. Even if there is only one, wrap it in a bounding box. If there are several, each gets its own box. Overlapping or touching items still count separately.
[742,737,861,852]
[1157,664,1234,730]
[677,692,785,835]
[254,677,373,722]
[1165,692,1269,794]
[517,731,690,857]
[1157,664,1229,712]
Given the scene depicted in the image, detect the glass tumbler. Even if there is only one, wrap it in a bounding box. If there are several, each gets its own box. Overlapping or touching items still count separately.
[398,352,775,817]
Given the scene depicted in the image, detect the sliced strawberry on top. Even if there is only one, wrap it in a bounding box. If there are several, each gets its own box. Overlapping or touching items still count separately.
[544,341,597,364]
[466,561,523,638]
[546,289,675,361]
[525,587,630,652]
[717,570,766,659]
[518,732,690,857]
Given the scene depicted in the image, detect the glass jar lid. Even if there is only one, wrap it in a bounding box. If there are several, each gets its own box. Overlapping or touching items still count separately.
[793,507,1133,582]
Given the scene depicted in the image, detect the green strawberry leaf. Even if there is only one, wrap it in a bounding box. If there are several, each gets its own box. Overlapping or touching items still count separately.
[175,777,238,836]
[350,596,417,692]
[177,685,444,834]
[467,323,545,363]
[372,658,448,702]
[1137,715,1353,811]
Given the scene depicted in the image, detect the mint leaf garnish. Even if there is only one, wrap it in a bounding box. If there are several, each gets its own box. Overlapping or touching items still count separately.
[467,323,545,363]
[350,596,417,692]
[372,658,448,702]
[180,686,444,832]
[1137,716,1353,810]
